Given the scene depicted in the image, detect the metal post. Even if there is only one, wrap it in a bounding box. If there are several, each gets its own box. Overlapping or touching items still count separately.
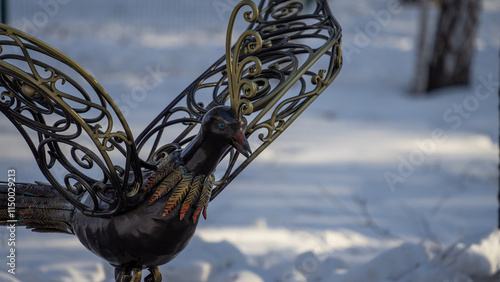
[0,0,7,24]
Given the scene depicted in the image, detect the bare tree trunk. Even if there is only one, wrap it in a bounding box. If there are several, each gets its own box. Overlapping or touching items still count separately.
[427,0,481,91]
[413,0,432,93]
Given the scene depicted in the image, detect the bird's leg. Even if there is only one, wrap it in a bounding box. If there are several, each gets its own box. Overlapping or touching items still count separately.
[145,267,162,282]
[114,267,142,282]
[129,268,142,282]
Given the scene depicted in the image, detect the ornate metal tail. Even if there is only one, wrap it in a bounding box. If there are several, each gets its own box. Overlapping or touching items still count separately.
[0,182,75,234]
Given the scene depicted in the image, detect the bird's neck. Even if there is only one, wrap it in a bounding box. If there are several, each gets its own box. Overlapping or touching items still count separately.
[180,133,229,176]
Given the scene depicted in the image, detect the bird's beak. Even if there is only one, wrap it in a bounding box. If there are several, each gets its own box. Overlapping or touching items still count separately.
[231,131,252,158]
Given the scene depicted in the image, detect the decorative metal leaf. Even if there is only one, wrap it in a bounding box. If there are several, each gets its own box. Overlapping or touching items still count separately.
[135,0,342,201]
[0,24,143,216]
[162,172,193,217]
[148,167,184,205]
[143,152,177,192]
[193,175,214,222]
[179,175,204,220]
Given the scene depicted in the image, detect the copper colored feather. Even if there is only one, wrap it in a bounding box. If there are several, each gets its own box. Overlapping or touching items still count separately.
[148,167,183,205]
[143,153,176,192]
[179,175,204,220]
[162,171,193,217]
[192,175,214,222]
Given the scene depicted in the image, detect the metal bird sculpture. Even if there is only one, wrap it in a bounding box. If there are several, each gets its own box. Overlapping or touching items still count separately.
[0,0,342,281]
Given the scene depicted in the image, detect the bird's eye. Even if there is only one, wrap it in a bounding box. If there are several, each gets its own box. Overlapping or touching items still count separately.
[217,122,225,130]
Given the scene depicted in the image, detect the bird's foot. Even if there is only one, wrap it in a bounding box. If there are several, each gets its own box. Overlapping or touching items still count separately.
[115,267,142,282]
[129,269,142,282]
[145,267,162,282]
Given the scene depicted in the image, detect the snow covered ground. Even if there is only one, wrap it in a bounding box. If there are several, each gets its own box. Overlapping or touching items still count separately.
[0,0,498,281]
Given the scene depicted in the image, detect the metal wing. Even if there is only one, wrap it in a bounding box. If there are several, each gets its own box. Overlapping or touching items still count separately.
[0,24,143,216]
[135,0,343,200]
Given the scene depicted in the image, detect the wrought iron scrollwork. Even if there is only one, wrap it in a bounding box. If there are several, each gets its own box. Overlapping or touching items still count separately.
[0,26,143,216]
[136,0,342,200]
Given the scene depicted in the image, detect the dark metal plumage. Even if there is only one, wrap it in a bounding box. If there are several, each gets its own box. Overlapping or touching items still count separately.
[0,182,74,234]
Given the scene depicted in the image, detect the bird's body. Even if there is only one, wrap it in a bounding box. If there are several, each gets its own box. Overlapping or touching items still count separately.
[73,154,202,270]
[73,172,198,269]
[73,193,198,269]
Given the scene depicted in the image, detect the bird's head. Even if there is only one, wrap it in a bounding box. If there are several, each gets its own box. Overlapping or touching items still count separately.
[200,106,251,158]
[180,105,251,175]
[181,106,252,175]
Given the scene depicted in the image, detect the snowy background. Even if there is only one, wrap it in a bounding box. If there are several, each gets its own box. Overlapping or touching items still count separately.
[0,0,499,281]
